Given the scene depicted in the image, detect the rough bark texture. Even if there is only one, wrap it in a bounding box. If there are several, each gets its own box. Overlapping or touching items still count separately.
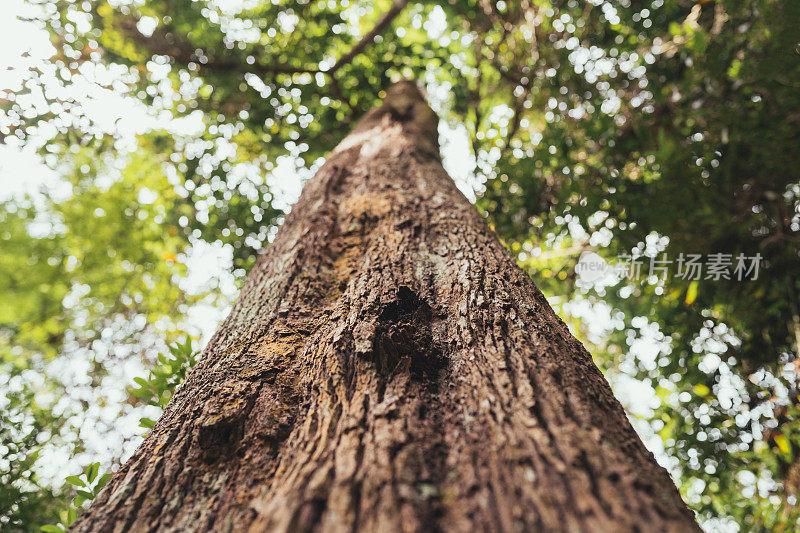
[72,82,699,532]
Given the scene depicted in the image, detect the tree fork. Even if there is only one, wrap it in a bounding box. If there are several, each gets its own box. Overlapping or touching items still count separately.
[71,82,699,532]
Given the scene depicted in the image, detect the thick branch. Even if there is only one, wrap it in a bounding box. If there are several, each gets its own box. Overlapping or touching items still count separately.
[117,0,410,77]
[115,18,320,75]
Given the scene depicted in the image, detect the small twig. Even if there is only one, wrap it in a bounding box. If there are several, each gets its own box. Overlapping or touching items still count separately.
[504,84,530,149]
[328,75,358,116]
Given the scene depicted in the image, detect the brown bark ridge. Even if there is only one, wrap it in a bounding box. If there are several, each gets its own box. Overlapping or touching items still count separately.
[72,81,699,532]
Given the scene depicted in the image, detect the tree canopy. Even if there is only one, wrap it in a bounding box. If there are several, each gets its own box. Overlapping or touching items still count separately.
[1,0,799,530]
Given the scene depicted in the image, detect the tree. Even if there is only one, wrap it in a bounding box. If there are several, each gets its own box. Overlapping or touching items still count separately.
[4,0,799,529]
[71,82,697,531]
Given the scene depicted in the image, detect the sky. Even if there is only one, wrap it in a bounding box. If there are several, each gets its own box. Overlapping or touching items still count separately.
[0,0,687,512]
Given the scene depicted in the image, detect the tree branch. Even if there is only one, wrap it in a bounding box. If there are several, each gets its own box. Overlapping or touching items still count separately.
[505,83,530,148]
[328,0,410,74]
[115,0,411,78]
[113,1,412,113]
[115,17,320,75]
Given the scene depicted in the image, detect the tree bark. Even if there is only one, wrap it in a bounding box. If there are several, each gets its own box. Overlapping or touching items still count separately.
[72,82,699,532]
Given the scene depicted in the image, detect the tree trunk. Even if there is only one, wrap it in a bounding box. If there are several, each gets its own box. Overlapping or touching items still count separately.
[72,82,698,532]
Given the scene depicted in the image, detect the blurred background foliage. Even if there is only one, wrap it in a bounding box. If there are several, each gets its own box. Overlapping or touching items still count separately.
[1,0,799,530]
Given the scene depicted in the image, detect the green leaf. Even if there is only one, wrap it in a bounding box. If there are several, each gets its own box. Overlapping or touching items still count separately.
[40,526,64,533]
[76,489,95,500]
[775,434,790,455]
[96,472,112,489]
[684,281,698,305]
[131,388,152,399]
[86,462,100,483]
[65,475,86,487]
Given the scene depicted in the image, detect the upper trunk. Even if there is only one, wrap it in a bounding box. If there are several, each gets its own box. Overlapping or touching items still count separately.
[72,81,698,532]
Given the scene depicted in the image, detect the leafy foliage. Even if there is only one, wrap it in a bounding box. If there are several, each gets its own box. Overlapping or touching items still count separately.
[129,338,198,429]
[40,462,111,532]
[38,338,196,530]
[0,364,64,531]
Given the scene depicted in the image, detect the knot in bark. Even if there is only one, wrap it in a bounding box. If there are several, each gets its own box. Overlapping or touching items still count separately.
[356,285,447,379]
